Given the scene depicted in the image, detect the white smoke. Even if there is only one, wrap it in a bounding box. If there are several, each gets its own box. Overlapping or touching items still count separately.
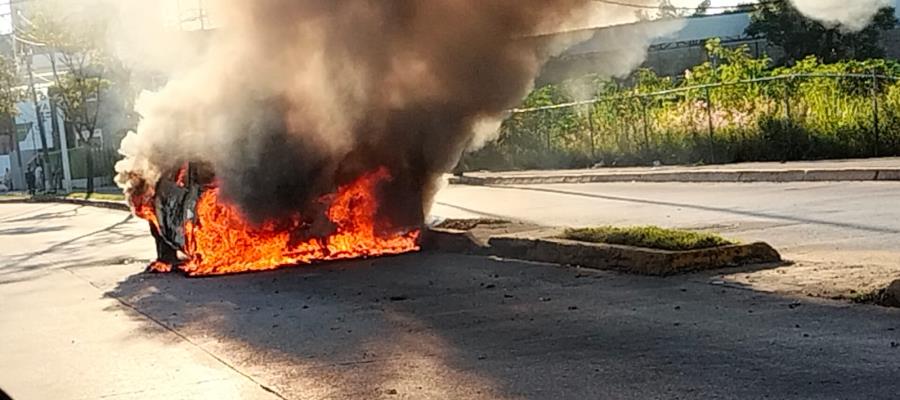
[791,0,893,31]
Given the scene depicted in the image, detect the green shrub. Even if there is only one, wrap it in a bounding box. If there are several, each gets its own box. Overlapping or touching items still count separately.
[462,39,900,170]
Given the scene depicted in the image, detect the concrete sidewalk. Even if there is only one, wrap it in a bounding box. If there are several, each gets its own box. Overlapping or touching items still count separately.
[452,157,900,185]
[0,203,280,400]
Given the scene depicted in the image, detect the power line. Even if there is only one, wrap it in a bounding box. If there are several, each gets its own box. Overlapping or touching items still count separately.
[591,0,775,11]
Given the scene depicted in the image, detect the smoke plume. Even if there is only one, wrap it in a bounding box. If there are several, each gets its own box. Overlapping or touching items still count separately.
[115,0,656,228]
[791,0,893,31]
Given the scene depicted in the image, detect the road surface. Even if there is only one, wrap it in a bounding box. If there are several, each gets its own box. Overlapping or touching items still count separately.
[2,202,900,399]
[433,181,900,297]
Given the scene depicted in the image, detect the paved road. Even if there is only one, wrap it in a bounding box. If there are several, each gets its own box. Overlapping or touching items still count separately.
[0,203,280,400]
[433,181,900,297]
[2,202,900,399]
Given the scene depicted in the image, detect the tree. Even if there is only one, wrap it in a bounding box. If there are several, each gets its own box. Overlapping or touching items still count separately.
[635,0,686,21]
[746,0,898,64]
[657,0,678,19]
[693,0,711,17]
[0,55,21,126]
[0,55,24,181]
[22,5,114,194]
[635,0,715,21]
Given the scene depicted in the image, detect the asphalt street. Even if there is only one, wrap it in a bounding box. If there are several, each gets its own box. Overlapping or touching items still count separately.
[433,181,900,296]
[2,202,899,399]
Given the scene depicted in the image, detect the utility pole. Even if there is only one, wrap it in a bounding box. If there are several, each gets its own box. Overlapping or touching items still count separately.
[49,87,71,192]
[8,5,24,188]
[45,47,72,193]
[26,47,51,188]
[199,0,206,30]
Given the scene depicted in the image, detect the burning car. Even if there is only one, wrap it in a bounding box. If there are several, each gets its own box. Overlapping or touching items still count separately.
[130,163,421,277]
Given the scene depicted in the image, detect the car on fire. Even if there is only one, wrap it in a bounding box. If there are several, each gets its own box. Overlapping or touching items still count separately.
[133,162,421,276]
[141,162,215,272]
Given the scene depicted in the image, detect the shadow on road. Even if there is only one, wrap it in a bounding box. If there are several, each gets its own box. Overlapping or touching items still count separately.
[0,205,86,224]
[491,185,900,235]
[0,212,147,284]
[0,226,67,235]
[104,253,900,399]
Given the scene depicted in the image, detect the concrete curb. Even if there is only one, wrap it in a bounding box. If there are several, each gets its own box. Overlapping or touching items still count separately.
[420,228,488,255]
[422,227,782,276]
[0,196,130,212]
[450,168,900,186]
[487,237,781,276]
[873,279,900,308]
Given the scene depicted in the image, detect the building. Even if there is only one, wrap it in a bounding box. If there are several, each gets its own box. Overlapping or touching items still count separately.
[0,0,214,191]
[540,4,900,84]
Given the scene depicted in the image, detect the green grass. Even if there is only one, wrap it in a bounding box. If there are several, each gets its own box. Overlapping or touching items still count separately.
[64,192,125,201]
[560,226,735,251]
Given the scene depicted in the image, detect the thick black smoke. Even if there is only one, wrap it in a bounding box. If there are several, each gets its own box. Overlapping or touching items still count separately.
[118,0,600,229]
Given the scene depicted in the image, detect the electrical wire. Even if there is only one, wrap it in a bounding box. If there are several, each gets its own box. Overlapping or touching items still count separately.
[591,0,774,11]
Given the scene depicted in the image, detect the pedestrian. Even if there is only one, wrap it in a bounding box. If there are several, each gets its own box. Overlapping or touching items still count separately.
[33,162,44,193]
[24,164,35,195]
[1,168,10,191]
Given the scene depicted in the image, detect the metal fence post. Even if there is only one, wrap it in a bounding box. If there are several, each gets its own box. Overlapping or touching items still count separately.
[614,98,622,155]
[783,78,792,121]
[783,77,794,160]
[871,70,880,157]
[641,97,651,153]
[545,110,551,152]
[704,86,715,163]
[585,103,597,162]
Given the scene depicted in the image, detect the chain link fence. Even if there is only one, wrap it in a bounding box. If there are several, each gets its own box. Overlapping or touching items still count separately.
[43,146,120,192]
[461,73,900,171]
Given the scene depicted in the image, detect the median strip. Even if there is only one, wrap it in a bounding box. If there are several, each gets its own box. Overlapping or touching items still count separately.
[423,219,782,276]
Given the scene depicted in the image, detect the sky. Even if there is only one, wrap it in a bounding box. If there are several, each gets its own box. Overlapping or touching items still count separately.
[0,0,195,34]
[0,0,10,35]
[0,0,893,36]
[0,0,759,36]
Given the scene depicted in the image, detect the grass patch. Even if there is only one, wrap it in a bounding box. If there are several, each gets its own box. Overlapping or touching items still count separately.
[64,192,125,201]
[850,290,882,304]
[560,226,735,251]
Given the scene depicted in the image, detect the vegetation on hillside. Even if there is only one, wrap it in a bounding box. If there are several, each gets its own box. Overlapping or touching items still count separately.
[461,40,900,171]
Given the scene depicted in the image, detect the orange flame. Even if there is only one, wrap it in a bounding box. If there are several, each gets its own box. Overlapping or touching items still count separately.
[131,192,159,232]
[146,260,173,273]
[174,163,189,187]
[161,167,420,276]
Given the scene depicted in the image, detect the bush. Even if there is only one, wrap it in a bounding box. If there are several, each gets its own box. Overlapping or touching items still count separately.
[461,39,900,170]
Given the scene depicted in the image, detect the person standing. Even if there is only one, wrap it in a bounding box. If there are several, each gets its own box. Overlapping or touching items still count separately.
[24,163,35,195]
[33,162,44,193]
[2,168,10,191]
